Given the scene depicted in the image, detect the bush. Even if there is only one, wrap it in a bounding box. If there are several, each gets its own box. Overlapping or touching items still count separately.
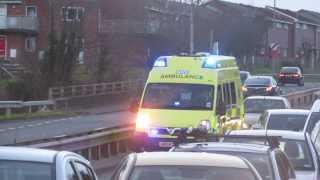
[5,80,33,100]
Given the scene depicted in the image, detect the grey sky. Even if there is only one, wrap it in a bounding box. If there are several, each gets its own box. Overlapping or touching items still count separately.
[223,0,320,12]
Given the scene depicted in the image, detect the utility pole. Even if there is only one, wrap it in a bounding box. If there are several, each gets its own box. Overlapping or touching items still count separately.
[272,0,277,73]
[190,0,195,54]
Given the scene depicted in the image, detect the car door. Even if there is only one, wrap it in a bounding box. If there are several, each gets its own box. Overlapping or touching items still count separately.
[306,134,320,180]
[274,150,296,180]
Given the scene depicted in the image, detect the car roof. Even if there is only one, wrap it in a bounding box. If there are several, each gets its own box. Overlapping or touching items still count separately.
[135,152,249,168]
[177,142,270,154]
[245,96,287,101]
[311,99,320,112]
[281,66,300,69]
[229,130,306,141]
[0,147,58,163]
[240,71,250,74]
[266,109,309,115]
[248,76,272,79]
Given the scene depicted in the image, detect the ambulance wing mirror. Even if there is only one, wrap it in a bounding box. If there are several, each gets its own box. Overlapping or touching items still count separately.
[216,102,226,116]
[129,99,140,113]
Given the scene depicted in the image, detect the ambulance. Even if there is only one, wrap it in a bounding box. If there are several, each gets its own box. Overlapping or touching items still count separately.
[132,53,244,150]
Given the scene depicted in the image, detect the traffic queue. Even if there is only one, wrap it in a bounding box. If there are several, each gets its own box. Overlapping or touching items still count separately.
[0,53,318,180]
[115,53,320,180]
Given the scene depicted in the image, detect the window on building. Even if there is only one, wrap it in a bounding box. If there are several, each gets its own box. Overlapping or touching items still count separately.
[26,6,37,17]
[283,24,289,30]
[62,7,85,21]
[296,23,301,29]
[302,24,308,30]
[25,37,36,52]
[282,48,288,57]
[0,4,7,16]
[276,23,282,29]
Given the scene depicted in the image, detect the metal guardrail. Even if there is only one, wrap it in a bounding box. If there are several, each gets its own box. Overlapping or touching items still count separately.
[48,79,145,100]
[0,100,55,116]
[24,125,135,162]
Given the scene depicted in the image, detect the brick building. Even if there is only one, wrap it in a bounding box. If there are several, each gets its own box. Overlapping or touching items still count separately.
[0,0,49,64]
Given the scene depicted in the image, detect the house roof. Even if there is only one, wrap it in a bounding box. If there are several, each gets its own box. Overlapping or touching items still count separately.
[298,9,320,25]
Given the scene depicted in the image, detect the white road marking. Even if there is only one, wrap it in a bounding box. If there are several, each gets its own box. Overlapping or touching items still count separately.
[8,127,16,130]
[17,126,24,129]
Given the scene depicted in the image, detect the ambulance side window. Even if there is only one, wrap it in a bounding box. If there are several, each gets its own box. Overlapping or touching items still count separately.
[217,85,223,106]
[223,83,230,105]
[230,82,236,104]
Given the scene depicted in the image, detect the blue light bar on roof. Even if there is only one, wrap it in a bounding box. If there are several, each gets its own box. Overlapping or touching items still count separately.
[153,57,168,67]
[202,57,222,69]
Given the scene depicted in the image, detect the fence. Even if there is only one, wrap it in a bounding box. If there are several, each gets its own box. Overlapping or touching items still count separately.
[49,79,145,100]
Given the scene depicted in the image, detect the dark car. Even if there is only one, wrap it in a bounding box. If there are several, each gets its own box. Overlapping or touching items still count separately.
[277,67,304,86]
[242,76,281,97]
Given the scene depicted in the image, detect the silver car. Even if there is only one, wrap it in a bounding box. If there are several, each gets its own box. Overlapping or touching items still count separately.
[229,130,320,180]
[244,96,291,127]
[111,152,262,180]
[256,109,309,131]
[305,99,320,133]
[0,147,98,180]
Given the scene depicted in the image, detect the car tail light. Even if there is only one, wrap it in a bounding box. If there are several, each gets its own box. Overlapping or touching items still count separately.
[266,86,273,92]
[293,73,300,78]
[279,73,285,77]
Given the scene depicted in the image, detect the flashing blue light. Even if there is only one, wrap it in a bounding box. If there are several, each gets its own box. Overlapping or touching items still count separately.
[203,58,217,69]
[150,129,159,136]
[174,101,181,106]
[153,57,167,67]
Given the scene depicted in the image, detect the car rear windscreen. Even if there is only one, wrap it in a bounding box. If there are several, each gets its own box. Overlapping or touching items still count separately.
[245,78,271,86]
[281,67,299,73]
[267,114,308,131]
[0,161,53,180]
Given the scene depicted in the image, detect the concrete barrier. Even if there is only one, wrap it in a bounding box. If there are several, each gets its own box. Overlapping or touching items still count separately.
[283,88,320,108]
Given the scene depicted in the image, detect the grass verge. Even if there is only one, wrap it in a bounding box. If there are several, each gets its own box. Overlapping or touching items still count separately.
[0,111,78,121]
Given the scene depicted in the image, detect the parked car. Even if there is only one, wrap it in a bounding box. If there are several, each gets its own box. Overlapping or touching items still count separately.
[227,130,320,180]
[111,152,262,180]
[242,76,282,97]
[0,147,98,180]
[171,142,296,180]
[240,71,251,85]
[256,109,309,131]
[305,99,320,133]
[244,96,291,127]
[277,67,304,86]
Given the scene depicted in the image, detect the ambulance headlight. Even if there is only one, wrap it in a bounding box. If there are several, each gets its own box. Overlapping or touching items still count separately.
[153,57,167,67]
[136,113,151,131]
[198,120,211,131]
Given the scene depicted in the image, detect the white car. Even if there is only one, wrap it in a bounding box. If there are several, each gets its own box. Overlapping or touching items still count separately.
[305,99,320,133]
[244,96,291,127]
[111,152,262,180]
[0,147,98,180]
[256,109,309,131]
[228,130,320,180]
